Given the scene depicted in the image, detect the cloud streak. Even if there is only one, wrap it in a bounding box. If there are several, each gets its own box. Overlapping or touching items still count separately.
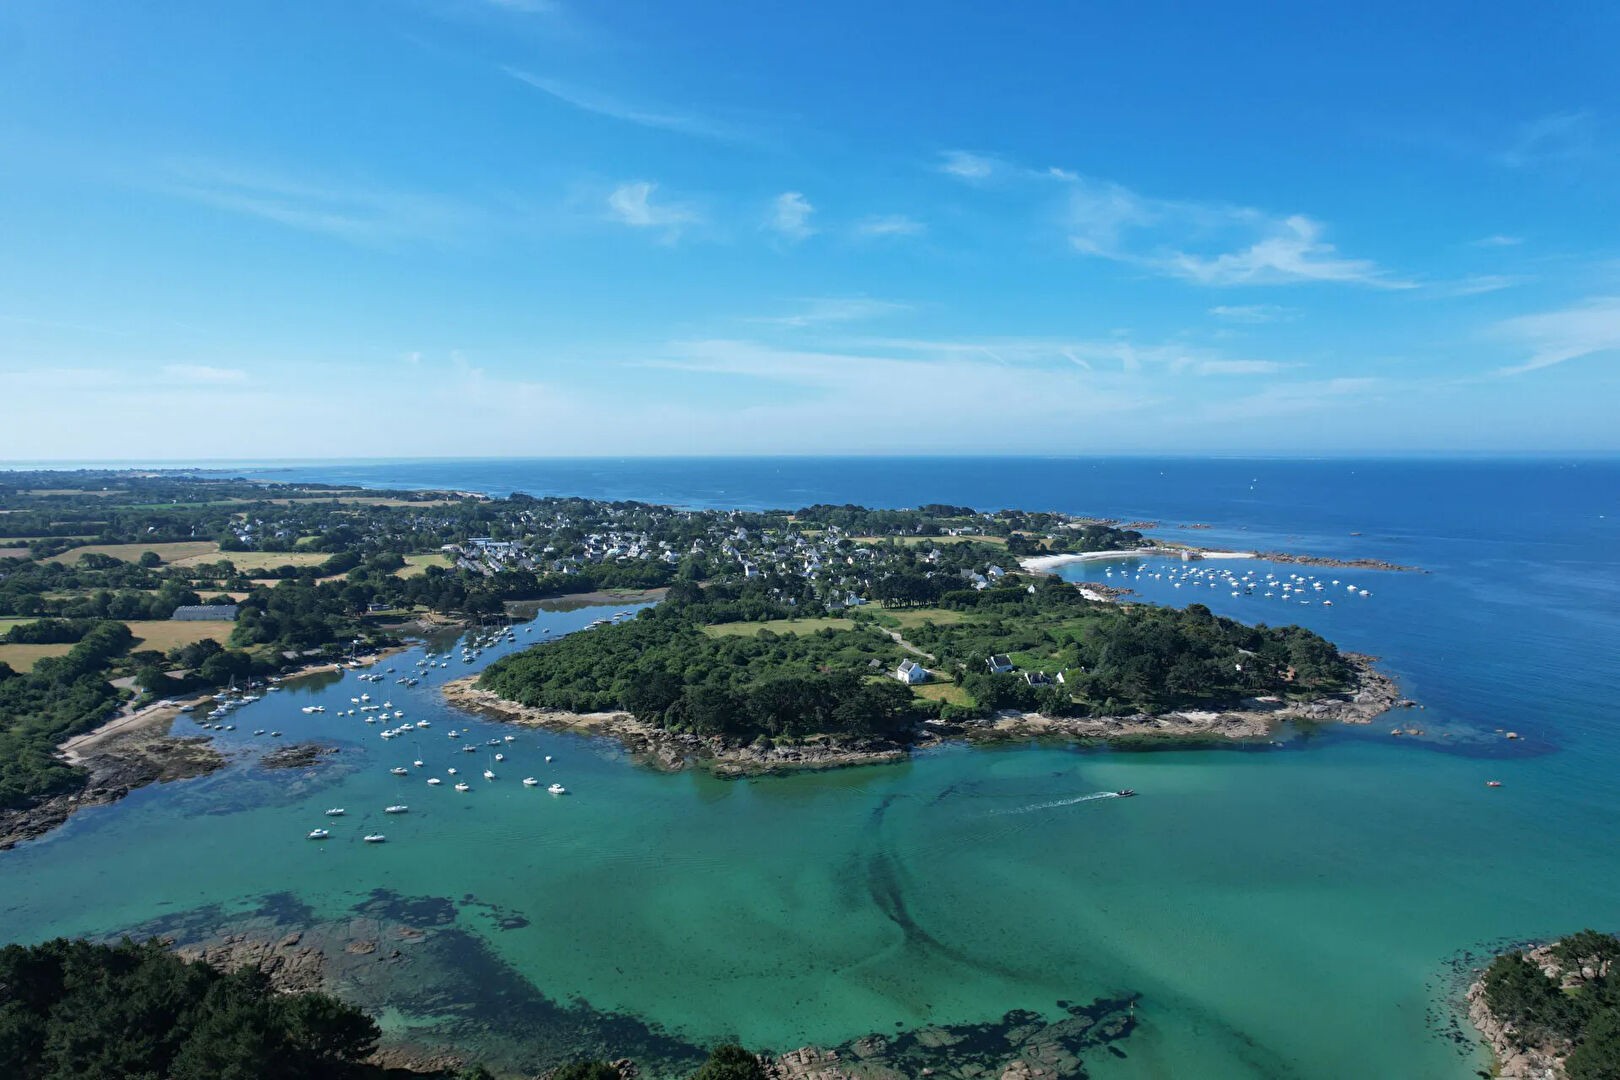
[1493,296,1620,375]
[502,67,742,141]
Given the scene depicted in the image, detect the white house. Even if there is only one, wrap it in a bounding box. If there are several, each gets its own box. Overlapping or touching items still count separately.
[896,659,930,685]
[986,654,1014,674]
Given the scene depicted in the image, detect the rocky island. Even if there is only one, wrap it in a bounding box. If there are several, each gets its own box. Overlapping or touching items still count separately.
[1466,931,1620,1079]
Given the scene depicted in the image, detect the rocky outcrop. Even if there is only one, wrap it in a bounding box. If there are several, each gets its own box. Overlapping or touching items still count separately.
[0,731,225,850]
[1249,550,1424,573]
[260,742,340,770]
[1466,943,1569,1080]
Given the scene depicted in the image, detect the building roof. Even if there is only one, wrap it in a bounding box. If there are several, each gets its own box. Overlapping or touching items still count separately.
[172,604,239,621]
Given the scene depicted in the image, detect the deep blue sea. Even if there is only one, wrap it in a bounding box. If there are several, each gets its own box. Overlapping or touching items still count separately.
[3,456,1617,1078]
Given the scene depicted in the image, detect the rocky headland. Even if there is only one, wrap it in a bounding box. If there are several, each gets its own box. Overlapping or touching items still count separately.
[443,655,1406,776]
[0,719,224,850]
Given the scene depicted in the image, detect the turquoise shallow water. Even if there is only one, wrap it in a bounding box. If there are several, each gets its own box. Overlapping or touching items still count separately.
[3,458,1618,1078]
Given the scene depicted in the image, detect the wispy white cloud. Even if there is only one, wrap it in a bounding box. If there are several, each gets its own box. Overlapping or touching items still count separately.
[1436,274,1525,298]
[1470,234,1524,248]
[940,153,1407,289]
[938,150,997,181]
[853,214,927,238]
[606,181,700,239]
[157,160,473,246]
[1493,296,1620,375]
[1202,377,1381,421]
[502,67,740,140]
[1497,111,1595,168]
[162,364,248,384]
[766,192,815,241]
[1209,304,1299,324]
[849,335,1287,378]
[749,298,911,328]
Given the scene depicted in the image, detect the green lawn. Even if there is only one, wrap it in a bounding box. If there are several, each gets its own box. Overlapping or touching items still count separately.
[863,606,974,629]
[395,552,454,578]
[914,681,973,706]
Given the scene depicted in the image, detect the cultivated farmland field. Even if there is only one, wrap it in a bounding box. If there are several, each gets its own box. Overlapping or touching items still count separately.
[45,541,221,565]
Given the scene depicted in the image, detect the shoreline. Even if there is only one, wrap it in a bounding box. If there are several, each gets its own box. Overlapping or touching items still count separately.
[441,656,1407,777]
[1019,545,1422,575]
[1465,942,1570,1080]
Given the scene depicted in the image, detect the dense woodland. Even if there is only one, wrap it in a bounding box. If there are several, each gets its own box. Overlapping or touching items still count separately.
[0,938,381,1080]
[479,578,1354,742]
[1481,931,1620,1079]
[0,936,769,1080]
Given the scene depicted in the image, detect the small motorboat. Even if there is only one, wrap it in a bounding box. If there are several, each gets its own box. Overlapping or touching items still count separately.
[363,834,387,843]
[544,755,553,763]
[1115,789,1137,798]
[385,805,409,814]
[503,735,515,742]
[487,739,501,746]
[427,778,442,786]
[522,777,539,787]
[547,783,567,795]
[307,829,330,840]
[494,753,505,762]
[1486,780,1503,788]
[454,782,471,792]
[325,808,346,817]
[253,729,266,736]
[462,745,477,753]
[390,767,409,776]
[483,769,496,780]
[269,731,283,737]
[413,759,424,768]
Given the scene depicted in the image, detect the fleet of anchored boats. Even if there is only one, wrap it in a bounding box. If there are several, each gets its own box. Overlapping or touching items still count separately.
[1104,561,1372,607]
[182,622,579,847]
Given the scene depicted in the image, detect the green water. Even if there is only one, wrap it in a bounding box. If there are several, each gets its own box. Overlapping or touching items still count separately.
[2,592,1616,1078]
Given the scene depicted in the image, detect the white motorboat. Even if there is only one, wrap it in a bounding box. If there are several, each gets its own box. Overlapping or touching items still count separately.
[447,767,458,775]
[522,777,539,787]
[503,735,516,742]
[325,808,345,816]
[384,805,408,814]
[483,769,496,780]
[363,834,386,843]
[547,783,567,795]
[307,829,330,839]
[413,759,424,768]
[454,782,470,792]
[494,753,505,762]
[390,767,409,776]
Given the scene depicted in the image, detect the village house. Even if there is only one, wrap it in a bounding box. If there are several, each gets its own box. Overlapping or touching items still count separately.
[895,659,930,685]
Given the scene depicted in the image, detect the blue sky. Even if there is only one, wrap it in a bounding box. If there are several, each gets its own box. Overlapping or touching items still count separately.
[2,0,1618,458]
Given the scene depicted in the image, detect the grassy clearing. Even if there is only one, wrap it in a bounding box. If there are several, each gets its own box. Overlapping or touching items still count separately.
[850,534,1007,547]
[395,552,454,578]
[0,616,39,632]
[174,549,330,571]
[914,681,973,706]
[703,617,858,638]
[863,606,974,629]
[45,541,221,566]
[0,547,30,560]
[0,643,75,671]
[123,620,238,653]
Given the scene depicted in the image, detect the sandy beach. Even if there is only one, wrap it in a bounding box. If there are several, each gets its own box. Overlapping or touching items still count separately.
[1019,547,1255,574]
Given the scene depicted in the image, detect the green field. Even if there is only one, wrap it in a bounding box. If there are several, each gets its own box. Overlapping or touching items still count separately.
[174,549,331,571]
[862,606,973,629]
[914,681,973,706]
[45,541,221,566]
[0,643,74,672]
[395,552,454,578]
[702,617,858,638]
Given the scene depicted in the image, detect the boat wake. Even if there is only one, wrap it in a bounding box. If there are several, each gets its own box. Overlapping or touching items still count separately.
[994,791,1123,816]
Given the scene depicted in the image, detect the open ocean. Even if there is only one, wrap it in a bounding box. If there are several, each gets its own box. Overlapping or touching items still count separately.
[3,456,1617,1078]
